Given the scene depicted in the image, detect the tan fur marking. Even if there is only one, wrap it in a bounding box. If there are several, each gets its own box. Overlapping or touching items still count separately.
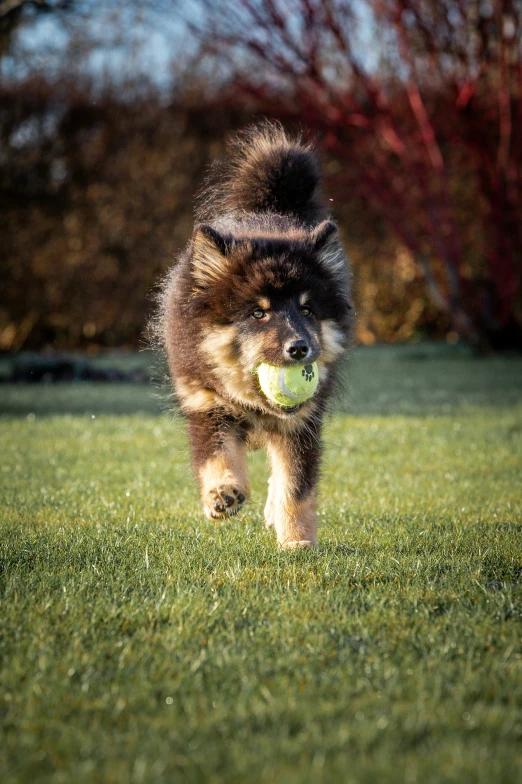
[199,324,237,357]
[228,227,309,242]
[299,291,310,306]
[199,450,248,499]
[192,229,230,287]
[263,475,276,530]
[258,296,270,310]
[238,333,265,370]
[320,320,345,362]
[265,439,318,547]
[175,377,222,413]
[200,325,260,408]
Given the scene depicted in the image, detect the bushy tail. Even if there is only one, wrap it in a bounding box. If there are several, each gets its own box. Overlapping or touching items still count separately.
[197,122,325,224]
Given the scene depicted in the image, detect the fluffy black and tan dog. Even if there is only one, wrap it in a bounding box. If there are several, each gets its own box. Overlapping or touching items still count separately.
[158,123,352,548]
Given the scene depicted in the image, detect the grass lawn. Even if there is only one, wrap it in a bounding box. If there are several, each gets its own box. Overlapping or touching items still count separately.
[1,344,521,783]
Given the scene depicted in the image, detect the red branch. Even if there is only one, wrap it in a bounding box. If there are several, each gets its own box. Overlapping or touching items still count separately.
[195,0,522,348]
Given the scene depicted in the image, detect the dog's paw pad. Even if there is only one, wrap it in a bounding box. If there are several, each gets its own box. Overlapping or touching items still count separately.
[204,485,247,519]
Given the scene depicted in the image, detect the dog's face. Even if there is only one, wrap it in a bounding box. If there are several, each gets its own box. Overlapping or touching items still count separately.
[190,221,351,413]
[239,291,321,367]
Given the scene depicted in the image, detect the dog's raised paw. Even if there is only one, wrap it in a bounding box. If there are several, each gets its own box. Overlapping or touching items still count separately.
[204,485,247,519]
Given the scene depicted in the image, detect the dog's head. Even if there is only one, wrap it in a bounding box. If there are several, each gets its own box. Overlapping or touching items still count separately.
[190,220,352,415]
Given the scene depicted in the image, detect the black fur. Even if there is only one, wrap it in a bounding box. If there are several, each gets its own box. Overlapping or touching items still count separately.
[197,123,326,223]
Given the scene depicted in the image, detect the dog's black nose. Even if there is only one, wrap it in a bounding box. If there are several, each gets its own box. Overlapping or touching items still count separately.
[285,339,310,361]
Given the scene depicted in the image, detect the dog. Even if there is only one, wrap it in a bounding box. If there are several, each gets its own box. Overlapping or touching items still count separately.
[158,123,352,548]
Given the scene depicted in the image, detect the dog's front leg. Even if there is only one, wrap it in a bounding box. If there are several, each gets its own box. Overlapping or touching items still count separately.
[265,418,322,549]
[187,413,249,519]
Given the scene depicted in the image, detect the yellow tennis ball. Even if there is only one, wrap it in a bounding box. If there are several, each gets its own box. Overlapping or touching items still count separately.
[256,362,319,408]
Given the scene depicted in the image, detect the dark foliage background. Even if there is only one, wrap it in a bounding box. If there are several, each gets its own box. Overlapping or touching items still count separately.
[1,1,520,352]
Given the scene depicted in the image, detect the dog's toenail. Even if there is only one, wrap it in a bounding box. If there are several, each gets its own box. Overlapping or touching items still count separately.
[223,494,235,507]
[237,493,245,503]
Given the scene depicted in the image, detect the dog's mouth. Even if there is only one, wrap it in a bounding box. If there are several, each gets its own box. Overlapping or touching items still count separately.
[277,403,301,415]
[258,392,304,416]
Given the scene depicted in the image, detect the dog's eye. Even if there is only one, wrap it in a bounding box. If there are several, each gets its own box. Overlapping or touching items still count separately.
[252,308,266,320]
[300,305,312,317]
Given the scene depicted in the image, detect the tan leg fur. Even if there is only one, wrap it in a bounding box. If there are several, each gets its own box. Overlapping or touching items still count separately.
[264,475,276,530]
[265,439,318,549]
[199,440,249,520]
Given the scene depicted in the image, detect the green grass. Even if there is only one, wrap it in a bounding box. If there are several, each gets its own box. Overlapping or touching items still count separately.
[1,344,522,783]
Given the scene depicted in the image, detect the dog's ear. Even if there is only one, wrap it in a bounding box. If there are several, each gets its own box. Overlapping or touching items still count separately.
[311,220,346,280]
[311,220,337,251]
[191,224,232,287]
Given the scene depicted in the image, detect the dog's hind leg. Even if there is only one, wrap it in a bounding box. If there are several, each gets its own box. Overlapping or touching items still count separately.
[187,412,249,520]
[265,419,322,548]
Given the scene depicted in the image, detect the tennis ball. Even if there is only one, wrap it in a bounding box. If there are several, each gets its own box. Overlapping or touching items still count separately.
[256,362,319,408]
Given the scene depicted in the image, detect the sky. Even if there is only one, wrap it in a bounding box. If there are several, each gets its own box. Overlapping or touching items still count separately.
[2,0,380,91]
[2,1,200,89]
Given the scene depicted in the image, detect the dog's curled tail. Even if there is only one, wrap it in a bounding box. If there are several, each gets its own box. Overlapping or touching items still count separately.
[198,122,324,224]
